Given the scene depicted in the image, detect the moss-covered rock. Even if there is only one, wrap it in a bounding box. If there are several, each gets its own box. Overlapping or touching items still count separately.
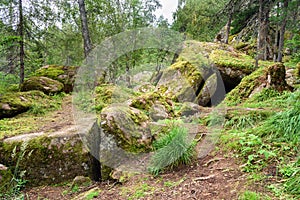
[0,91,48,119]
[94,84,138,113]
[178,102,203,117]
[0,131,90,187]
[35,65,78,93]
[157,61,205,103]
[197,73,218,106]
[130,86,174,117]
[225,63,293,106]
[100,104,152,153]
[149,103,169,121]
[21,76,64,95]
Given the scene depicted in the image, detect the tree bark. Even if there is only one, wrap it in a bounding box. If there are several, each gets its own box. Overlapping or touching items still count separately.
[19,0,25,84]
[256,0,270,63]
[277,0,289,62]
[224,10,233,44]
[78,0,92,58]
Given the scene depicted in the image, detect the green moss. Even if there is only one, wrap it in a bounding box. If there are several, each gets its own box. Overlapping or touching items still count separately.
[94,84,138,113]
[224,67,265,106]
[21,76,64,94]
[35,65,65,80]
[0,93,64,139]
[210,49,256,73]
[233,42,248,50]
[1,134,89,186]
[169,61,204,91]
[210,49,276,74]
[130,87,174,116]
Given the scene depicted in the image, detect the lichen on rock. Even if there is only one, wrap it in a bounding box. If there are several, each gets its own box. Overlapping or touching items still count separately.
[100,104,152,153]
[35,65,78,93]
[0,91,48,119]
[21,76,64,95]
[225,63,293,106]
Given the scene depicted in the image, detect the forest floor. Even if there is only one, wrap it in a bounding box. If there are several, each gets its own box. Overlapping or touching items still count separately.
[18,96,276,200]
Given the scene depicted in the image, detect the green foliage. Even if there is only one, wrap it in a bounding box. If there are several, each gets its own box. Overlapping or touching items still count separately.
[0,72,19,93]
[225,111,271,130]
[238,190,271,200]
[231,5,259,35]
[256,90,300,144]
[280,159,300,199]
[0,142,31,199]
[86,190,100,200]
[148,126,196,176]
[172,0,227,41]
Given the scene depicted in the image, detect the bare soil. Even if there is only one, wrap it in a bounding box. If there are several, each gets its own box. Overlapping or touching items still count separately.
[20,96,275,200]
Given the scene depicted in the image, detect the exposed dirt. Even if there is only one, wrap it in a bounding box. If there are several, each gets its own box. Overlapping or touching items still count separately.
[22,150,276,200]
[37,95,75,133]
[18,96,276,200]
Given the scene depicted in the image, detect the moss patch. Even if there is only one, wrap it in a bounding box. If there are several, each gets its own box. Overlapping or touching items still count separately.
[209,49,257,73]
[35,65,65,79]
[0,134,90,187]
[0,93,64,139]
[34,65,78,93]
[94,84,138,113]
[21,76,64,95]
[130,86,174,117]
[224,67,265,106]
[0,91,52,119]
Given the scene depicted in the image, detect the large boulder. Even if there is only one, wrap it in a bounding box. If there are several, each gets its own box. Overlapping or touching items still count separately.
[157,61,205,103]
[0,129,91,187]
[0,91,47,119]
[21,76,64,94]
[35,65,79,93]
[225,63,293,106]
[100,104,152,152]
[197,73,218,106]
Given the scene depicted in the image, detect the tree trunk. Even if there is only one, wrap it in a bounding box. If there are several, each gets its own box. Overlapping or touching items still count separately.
[78,0,92,58]
[19,0,25,84]
[224,9,233,44]
[277,0,289,62]
[273,2,280,62]
[256,0,270,63]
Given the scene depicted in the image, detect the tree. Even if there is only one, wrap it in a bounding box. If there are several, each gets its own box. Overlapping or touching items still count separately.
[0,0,60,82]
[277,0,290,62]
[18,0,24,84]
[78,0,92,58]
[172,0,230,41]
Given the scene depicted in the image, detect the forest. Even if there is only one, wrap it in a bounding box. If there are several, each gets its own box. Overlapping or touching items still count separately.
[0,0,299,199]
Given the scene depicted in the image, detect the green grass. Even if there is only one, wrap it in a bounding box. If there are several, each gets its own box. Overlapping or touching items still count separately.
[148,126,196,176]
[238,191,271,200]
[0,142,31,199]
[222,88,300,198]
[0,93,65,139]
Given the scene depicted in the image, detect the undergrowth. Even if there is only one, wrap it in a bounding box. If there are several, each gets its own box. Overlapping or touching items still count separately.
[0,142,31,199]
[148,126,196,176]
[222,89,300,199]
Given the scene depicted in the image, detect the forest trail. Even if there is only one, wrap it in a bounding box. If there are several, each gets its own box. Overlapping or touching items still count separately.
[20,96,275,200]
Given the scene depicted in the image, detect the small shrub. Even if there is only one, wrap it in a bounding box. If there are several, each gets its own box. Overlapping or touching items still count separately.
[0,142,32,199]
[148,127,196,176]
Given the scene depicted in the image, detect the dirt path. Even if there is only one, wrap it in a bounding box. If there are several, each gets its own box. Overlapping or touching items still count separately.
[20,96,274,200]
[24,150,273,200]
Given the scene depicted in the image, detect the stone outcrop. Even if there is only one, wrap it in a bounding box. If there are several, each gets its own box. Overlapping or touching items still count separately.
[21,76,64,94]
[225,63,293,105]
[0,127,91,187]
[0,91,47,119]
[35,65,78,93]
